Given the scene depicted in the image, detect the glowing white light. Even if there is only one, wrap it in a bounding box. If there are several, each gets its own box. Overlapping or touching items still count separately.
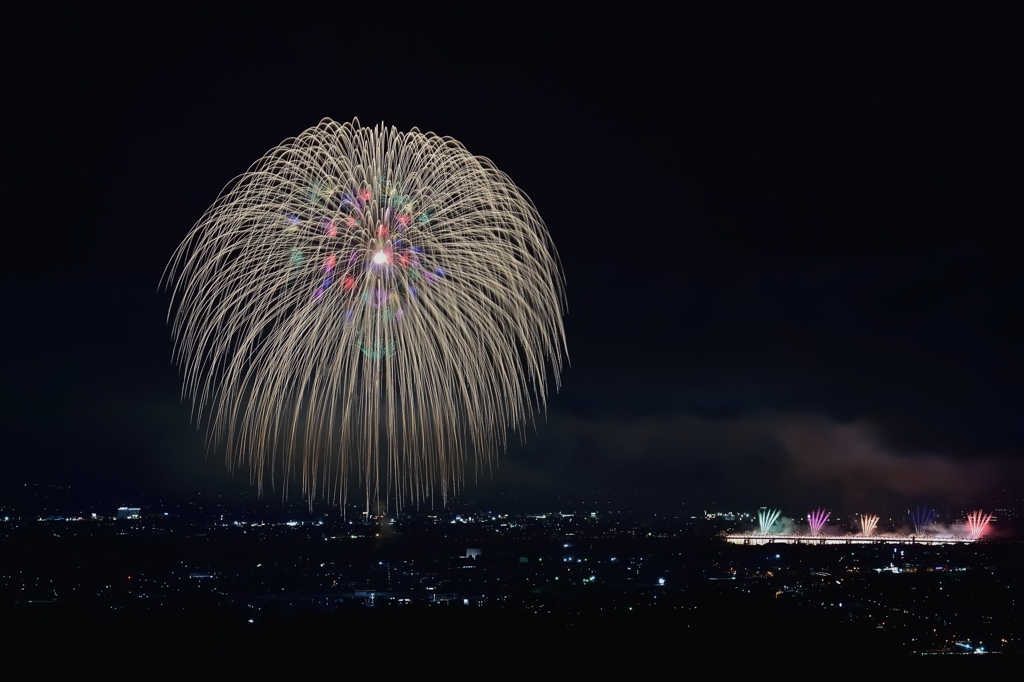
[372,251,389,265]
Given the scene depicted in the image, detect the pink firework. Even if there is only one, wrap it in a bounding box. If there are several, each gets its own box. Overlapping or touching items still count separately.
[966,510,992,540]
[807,508,830,536]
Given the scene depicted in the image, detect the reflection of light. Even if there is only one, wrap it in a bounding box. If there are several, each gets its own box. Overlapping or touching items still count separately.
[372,251,389,265]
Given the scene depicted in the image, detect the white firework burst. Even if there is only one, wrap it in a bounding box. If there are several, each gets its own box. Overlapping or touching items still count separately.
[164,118,566,510]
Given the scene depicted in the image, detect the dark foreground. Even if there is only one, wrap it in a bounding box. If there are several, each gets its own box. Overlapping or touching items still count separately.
[2,510,1021,671]
[5,604,1015,674]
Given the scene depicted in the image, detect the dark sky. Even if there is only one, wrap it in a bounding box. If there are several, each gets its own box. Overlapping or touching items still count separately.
[3,6,1022,513]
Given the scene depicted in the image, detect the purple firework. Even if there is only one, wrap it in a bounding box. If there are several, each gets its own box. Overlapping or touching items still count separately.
[807,508,830,536]
[911,507,937,535]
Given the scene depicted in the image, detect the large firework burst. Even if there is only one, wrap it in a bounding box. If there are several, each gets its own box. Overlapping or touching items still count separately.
[165,119,566,509]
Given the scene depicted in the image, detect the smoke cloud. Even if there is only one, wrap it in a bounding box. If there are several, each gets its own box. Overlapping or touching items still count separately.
[494,409,1020,508]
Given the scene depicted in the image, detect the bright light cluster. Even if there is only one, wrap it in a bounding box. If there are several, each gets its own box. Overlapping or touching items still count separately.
[737,506,994,543]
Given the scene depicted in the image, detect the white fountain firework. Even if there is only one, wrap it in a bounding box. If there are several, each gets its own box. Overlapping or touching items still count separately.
[165,119,566,510]
[758,508,781,535]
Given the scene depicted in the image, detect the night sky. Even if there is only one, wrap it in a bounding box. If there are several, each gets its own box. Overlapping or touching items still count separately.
[3,6,1022,513]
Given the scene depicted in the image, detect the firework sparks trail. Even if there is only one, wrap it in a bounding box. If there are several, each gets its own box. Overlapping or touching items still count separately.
[758,508,781,535]
[911,507,937,535]
[860,514,879,537]
[164,119,566,511]
[807,508,830,536]
[966,510,992,540]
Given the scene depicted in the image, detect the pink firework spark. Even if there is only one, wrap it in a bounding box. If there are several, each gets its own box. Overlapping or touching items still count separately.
[966,510,992,540]
[808,508,830,536]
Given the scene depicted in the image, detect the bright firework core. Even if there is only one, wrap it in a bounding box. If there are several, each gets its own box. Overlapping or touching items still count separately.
[372,251,389,265]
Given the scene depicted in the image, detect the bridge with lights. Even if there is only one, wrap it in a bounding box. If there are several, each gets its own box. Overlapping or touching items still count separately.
[724,534,975,546]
